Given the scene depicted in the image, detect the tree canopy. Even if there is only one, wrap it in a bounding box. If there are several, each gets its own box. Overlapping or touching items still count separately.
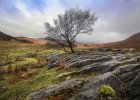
[45,7,97,53]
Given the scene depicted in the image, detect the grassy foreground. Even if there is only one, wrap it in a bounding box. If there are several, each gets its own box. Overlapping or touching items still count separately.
[1,41,138,100]
[0,41,66,100]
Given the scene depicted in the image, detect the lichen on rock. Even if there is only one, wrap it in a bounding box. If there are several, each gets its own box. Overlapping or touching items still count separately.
[98,84,116,97]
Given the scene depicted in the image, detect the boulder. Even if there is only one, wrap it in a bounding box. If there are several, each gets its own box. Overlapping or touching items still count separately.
[100,60,120,73]
[65,59,95,68]
[119,56,140,65]
[28,72,121,100]
[70,72,121,100]
[128,73,140,98]
[79,63,105,74]
[29,50,140,100]
[65,56,112,68]
[46,53,62,69]
[28,79,84,100]
[79,60,120,74]
[120,69,140,83]
[117,64,140,75]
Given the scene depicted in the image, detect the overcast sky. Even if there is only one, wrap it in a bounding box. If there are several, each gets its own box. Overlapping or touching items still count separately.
[0,0,140,43]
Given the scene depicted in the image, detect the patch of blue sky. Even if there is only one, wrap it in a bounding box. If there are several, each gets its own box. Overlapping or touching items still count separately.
[24,0,46,12]
[0,0,21,17]
[58,0,117,13]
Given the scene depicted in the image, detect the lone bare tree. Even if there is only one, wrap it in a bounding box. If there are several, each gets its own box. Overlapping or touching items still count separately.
[45,7,97,53]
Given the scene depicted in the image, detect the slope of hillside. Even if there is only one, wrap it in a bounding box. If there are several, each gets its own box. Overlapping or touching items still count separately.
[77,32,140,49]
[0,31,16,41]
[101,32,140,48]
[16,37,47,45]
[0,31,46,45]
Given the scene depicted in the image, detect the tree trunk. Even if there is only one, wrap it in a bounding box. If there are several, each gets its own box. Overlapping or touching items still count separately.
[68,41,74,53]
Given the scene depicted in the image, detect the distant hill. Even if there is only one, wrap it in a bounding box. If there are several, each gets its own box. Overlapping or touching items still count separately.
[16,37,47,45]
[100,32,140,49]
[0,31,33,44]
[0,31,46,44]
[1,30,139,48]
[77,32,140,49]
[0,31,16,41]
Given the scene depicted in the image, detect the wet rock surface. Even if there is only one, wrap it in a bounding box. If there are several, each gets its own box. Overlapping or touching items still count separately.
[128,73,140,99]
[28,79,84,100]
[70,72,121,100]
[29,49,140,100]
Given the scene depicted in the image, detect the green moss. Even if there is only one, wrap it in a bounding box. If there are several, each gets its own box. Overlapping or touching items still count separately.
[2,58,37,70]
[40,49,65,55]
[98,85,116,97]
[25,96,31,100]
[0,42,69,99]
[0,67,73,100]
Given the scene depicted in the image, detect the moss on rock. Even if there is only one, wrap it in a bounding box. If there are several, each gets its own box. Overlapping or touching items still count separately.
[98,84,116,97]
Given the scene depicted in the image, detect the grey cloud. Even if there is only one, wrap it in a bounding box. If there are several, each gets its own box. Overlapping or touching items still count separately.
[0,0,140,43]
[86,0,140,43]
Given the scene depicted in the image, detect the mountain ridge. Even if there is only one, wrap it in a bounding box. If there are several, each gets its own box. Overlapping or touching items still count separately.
[1,30,140,48]
[0,31,46,44]
[100,32,140,48]
[0,31,16,41]
[77,32,140,49]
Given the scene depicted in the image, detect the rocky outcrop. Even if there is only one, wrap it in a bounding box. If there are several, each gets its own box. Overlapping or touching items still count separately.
[65,56,112,68]
[31,49,140,100]
[120,69,140,83]
[128,73,140,99]
[28,72,121,100]
[28,79,84,100]
[46,53,113,69]
[79,60,121,74]
[46,53,63,69]
[70,72,121,100]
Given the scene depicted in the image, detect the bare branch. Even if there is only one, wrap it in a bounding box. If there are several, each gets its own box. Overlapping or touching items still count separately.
[44,7,97,53]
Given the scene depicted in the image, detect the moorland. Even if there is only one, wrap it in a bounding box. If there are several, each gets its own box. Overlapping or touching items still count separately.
[0,31,140,100]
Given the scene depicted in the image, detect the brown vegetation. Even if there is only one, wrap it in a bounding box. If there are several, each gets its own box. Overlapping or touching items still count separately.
[77,32,140,49]
[16,37,46,45]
